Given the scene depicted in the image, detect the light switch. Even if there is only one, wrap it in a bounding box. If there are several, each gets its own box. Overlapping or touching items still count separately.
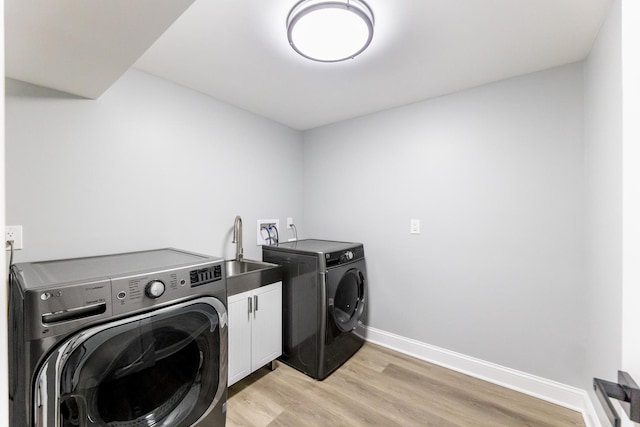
[410,219,420,234]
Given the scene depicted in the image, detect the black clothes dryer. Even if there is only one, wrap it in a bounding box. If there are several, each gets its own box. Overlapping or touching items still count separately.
[9,248,228,427]
[263,239,367,380]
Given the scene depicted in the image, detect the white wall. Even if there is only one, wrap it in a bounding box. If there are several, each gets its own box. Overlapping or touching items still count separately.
[5,70,304,263]
[303,63,587,387]
[584,0,622,424]
[621,0,640,412]
[1,0,9,423]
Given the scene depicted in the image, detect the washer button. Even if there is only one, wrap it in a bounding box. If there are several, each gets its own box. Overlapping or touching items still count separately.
[117,291,127,300]
[145,280,166,299]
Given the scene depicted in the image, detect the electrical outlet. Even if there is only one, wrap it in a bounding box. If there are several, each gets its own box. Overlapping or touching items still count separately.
[257,219,280,246]
[6,225,24,250]
[287,217,294,229]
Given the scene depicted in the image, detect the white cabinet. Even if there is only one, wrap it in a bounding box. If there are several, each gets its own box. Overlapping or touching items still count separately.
[228,281,282,386]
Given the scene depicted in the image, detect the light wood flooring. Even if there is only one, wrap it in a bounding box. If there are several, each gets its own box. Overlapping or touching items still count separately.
[227,343,585,427]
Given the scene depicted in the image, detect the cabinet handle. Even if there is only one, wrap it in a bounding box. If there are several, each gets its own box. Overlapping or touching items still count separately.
[248,297,252,314]
[254,295,259,312]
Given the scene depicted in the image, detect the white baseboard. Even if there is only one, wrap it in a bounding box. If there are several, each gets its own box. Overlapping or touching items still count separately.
[355,324,601,427]
[582,392,602,427]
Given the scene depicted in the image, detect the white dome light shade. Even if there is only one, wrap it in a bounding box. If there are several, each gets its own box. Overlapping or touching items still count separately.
[287,0,374,62]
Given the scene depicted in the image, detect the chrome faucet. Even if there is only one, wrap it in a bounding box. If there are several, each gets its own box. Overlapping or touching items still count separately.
[232,215,243,261]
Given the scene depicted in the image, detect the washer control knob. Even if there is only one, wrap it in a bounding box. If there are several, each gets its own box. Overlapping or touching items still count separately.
[145,280,165,299]
[345,251,354,261]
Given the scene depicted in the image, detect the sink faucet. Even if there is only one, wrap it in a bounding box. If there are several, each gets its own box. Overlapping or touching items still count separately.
[232,215,243,261]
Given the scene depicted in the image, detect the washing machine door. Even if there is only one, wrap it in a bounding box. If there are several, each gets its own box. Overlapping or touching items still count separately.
[33,297,227,427]
[329,266,366,333]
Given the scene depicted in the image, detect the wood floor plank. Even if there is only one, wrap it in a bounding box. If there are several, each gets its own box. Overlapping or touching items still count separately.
[267,399,346,427]
[321,361,462,426]
[226,343,585,427]
[229,363,316,410]
[357,344,583,426]
[225,384,283,427]
[337,357,488,426]
[303,381,402,426]
[382,362,579,427]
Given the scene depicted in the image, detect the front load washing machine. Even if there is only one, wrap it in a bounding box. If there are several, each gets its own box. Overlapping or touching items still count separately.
[9,248,228,427]
[263,239,366,380]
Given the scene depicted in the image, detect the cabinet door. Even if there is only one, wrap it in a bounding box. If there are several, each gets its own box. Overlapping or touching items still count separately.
[251,282,282,371]
[227,292,252,386]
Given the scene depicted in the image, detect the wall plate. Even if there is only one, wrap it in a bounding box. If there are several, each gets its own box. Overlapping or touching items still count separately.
[257,219,280,246]
[6,225,24,250]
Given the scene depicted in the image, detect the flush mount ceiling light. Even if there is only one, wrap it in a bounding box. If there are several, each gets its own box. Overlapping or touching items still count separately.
[286,0,375,62]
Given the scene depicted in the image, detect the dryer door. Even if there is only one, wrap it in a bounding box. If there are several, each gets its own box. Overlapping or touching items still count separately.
[33,297,227,427]
[329,267,366,333]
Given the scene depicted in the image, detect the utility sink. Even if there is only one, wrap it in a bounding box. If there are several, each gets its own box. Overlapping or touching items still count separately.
[225,259,282,296]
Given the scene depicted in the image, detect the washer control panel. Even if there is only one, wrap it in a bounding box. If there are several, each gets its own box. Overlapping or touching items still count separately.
[111,261,225,316]
[324,245,365,268]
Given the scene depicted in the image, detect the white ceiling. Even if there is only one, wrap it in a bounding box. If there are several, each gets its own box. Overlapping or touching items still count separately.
[6,0,612,130]
[5,0,194,98]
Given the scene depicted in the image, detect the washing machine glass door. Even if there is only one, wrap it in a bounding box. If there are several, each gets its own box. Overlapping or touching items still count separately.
[34,297,227,427]
[331,268,366,332]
